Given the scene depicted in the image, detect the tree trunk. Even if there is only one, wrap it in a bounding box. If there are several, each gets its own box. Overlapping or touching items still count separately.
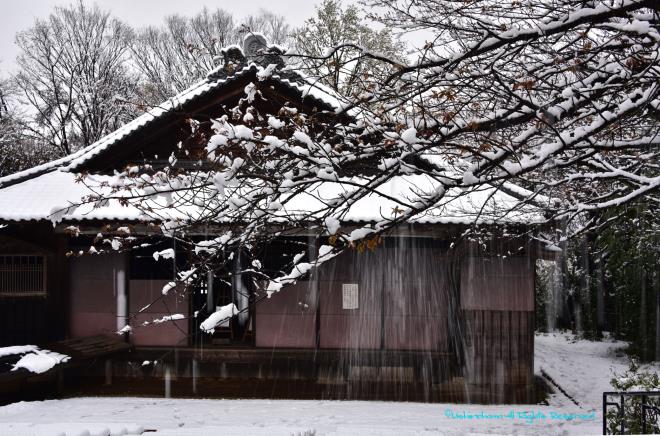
[596,253,605,337]
[655,271,659,361]
[640,267,648,360]
[558,220,572,330]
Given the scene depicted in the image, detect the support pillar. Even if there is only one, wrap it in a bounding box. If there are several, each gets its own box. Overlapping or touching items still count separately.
[207,270,214,312]
[116,261,128,333]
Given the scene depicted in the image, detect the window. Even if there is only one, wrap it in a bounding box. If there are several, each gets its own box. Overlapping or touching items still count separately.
[0,255,47,297]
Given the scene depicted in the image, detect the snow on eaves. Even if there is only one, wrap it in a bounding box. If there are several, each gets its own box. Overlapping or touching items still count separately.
[0,170,545,225]
[273,73,356,116]
[0,171,142,223]
[280,174,546,226]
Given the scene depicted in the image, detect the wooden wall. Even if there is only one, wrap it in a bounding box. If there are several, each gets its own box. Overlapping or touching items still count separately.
[462,310,534,385]
[255,280,317,348]
[254,239,536,401]
[0,225,537,402]
[460,256,535,395]
[382,246,449,351]
[255,238,451,352]
[461,256,534,311]
[0,225,68,346]
[128,279,188,346]
[318,248,383,349]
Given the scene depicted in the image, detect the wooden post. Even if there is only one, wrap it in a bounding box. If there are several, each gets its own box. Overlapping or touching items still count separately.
[164,365,171,398]
[192,359,198,394]
[233,251,249,333]
[206,271,214,313]
[115,264,128,334]
[104,359,112,385]
[308,234,320,350]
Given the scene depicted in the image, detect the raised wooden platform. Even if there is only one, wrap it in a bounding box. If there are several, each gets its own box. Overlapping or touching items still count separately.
[59,345,543,404]
[48,335,131,360]
[1,342,547,404]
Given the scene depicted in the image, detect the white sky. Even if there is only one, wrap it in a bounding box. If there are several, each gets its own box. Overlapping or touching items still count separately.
[0,0,321,71]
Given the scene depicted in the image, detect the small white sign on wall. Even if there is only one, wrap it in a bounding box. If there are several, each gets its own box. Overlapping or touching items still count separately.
[342,283,359,310]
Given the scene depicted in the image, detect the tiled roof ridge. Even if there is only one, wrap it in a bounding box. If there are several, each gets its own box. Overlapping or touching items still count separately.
[0,36,344,189]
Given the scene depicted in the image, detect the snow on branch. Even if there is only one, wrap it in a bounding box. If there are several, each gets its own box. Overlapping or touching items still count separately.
[200,304,238,333]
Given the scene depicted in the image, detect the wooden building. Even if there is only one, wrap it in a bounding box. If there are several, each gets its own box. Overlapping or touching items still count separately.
[0,36,553,403]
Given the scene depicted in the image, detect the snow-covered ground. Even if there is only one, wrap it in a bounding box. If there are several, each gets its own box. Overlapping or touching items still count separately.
[535,332,630,411]
[0,332,657,436]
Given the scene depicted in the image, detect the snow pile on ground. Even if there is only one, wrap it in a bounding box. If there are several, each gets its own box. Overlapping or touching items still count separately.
[11,350,70,374]
[0,332,657,435]
[0,345,70,374]
[0,345,39,357]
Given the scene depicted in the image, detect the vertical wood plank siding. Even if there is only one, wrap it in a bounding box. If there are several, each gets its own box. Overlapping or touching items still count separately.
[462,310,534,386]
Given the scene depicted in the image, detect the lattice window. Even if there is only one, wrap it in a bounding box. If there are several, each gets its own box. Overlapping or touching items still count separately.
[0,255,47,297]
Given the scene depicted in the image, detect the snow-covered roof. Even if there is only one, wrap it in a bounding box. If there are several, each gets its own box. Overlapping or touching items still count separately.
[280,175,545,225]
[0,37,546,227]
[0,171,142,222]
[0,169,544,225]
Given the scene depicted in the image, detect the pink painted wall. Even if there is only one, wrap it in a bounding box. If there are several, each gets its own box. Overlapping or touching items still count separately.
[128,279,189,346]
[460,256,534,311]
[69,255,188,345]
[318,249,382,349]
[69,253,125,338]
[255,280,317,348]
